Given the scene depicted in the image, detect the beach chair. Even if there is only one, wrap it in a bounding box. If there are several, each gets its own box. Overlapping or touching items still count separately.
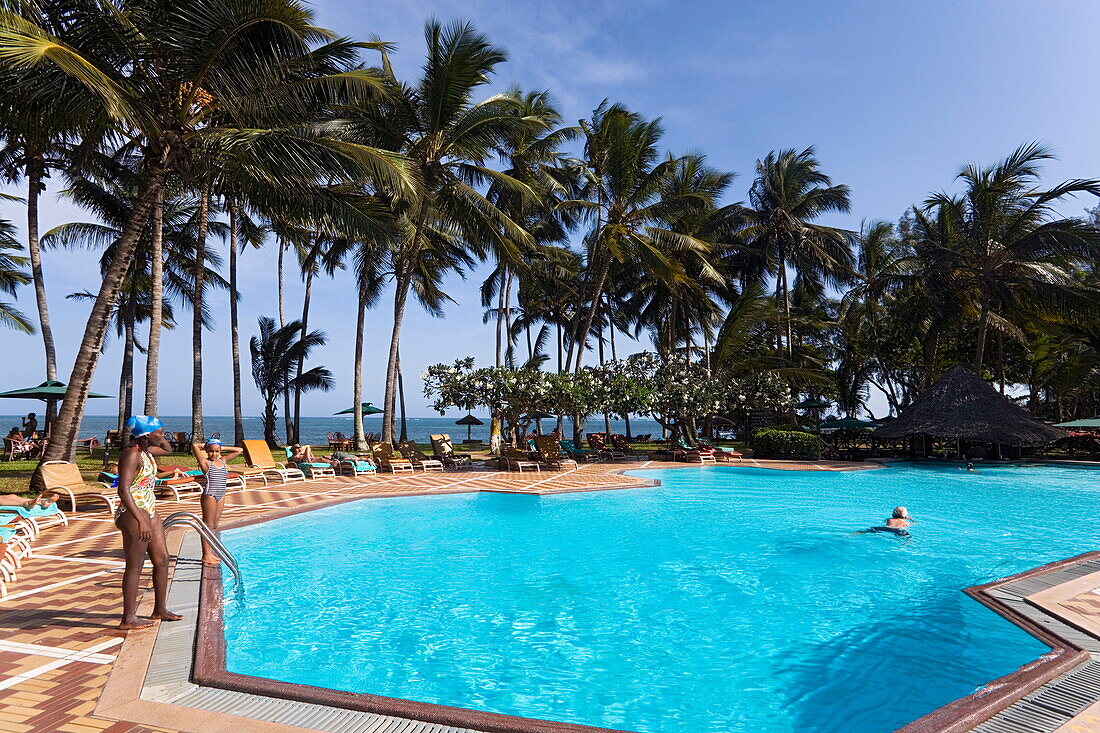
[104,430,121,449]
[429,434,472,469]
[672,437,717,464]
[533,436,579,471]
[74,435,100,455]
[560,439,600,462]
[154,476,204,501]
[587,433,626,460]
[370,442,415,474]
[398,441,445,472]
[338,457,377,477]
[697,440,743,462]
[39,461,118,513]
[3,438,35,462]
[241,440,306,484]
[281,447,336,479]
[609,434,648,461]
[501,446,541,473]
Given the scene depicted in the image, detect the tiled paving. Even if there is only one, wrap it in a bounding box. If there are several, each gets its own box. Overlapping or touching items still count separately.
[1,457,1091,733]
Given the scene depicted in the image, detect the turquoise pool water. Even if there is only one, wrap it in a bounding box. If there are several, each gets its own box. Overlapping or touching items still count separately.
[220,463,1100,732]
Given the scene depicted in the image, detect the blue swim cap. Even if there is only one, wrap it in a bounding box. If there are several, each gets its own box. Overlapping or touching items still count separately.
[126,415,164,438]
[205,439,222,448]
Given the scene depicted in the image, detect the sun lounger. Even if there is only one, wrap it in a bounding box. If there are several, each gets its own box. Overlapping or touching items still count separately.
[282,447,336,479]
[609,434,648,461]
[501,447,540,473]
[338,458,377,477]
[370,442,415,474]
[429,434,473,469]
[697,440,743,462]
[0,501,66,540]
[672,438,717,464]
[241,440,306,484]
[398,441,444,471]
[587,433,626,460]
[533,436,579,470]
[154,476,204,501]
[39,461,118,512]
[560,439,600,462]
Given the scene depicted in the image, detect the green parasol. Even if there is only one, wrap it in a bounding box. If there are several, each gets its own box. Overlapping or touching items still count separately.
[333,402,384,416]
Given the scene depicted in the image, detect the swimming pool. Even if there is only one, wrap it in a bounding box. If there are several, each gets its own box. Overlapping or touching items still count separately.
[220,463,1100,732]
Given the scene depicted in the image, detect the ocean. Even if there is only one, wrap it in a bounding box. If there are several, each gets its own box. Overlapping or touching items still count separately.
[1,414,666,446]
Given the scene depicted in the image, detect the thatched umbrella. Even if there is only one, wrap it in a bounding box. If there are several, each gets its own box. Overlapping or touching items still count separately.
[455,414,484,442]
[873,366,1066,446]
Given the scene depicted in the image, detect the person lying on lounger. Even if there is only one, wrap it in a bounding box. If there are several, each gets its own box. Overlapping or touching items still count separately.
[289,444,317,463]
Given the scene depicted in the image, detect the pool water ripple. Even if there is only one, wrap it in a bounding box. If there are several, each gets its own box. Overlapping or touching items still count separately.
[221,463,1099,732]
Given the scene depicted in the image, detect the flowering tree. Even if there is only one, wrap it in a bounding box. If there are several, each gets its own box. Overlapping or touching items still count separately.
[422,359,570,448]
[423,353,793,449]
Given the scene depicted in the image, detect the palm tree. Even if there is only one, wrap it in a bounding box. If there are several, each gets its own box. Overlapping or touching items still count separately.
[45,162,225,434]
[737,147,853,355]
[0,1,96,388]
[250,316,333,447]
[348,19,535,442]
[922,142,1100,373]
[1,0,403,458]
[565,102,712,373]
[839,220,915,413]
[0,215,32,332]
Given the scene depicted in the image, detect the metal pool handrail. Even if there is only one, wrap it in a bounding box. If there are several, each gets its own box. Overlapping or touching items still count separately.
[161,511,242,588]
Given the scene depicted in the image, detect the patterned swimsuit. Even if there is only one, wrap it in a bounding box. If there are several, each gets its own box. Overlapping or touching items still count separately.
[203,458,228,501]
[117,451,157,518]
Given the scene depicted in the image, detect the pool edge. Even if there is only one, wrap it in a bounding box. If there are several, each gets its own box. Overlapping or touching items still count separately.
[174,469,1100,733]
[896,551,1100,733]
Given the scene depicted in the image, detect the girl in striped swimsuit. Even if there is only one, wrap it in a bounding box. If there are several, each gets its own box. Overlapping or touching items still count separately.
[192,439,244,565]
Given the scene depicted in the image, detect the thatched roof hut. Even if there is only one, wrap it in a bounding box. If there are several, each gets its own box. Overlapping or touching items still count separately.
[873,366,1066,446]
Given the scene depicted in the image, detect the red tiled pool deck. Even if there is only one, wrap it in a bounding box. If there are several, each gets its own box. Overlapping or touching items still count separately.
[1,458,1096,733]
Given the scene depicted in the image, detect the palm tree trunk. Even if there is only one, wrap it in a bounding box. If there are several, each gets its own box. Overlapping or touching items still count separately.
[494,272,505,368]
[26,160,58,432]
[383,204,429,444]
[144,187,165,415]
[573,258,611,373]
[117,296,135,432]
[973,289,991,374]
[277,238,291,444]
[779,261,793,356]
[228,202,244,445]
[293,266,313,444]
[997,331,1006,394]
[276,239,285,327]
[504,270,514,365]
[352,286,368,451]
[397,348,408,443]
[490,270,505,451]
[26,160,56,381]
[44,164,167,461]
[381,270,412,444]
[191,189,209,443]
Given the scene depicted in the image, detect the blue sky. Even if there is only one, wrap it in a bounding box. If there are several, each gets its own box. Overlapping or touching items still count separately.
[4,0,1100,418]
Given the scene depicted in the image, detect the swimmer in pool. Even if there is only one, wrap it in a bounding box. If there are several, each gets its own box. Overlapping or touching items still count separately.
[961,461,978,472]
[853,507,913,538]
[885,506,912,529]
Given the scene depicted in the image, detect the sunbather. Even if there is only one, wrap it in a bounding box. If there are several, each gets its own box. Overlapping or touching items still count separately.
[289,444,317,463]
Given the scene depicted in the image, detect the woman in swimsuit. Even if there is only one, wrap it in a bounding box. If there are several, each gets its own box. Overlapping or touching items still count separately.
[191,439,244,565]
[115,416,182,630]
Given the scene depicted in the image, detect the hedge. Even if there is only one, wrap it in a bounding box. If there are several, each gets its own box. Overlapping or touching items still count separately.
[751,427,822,460]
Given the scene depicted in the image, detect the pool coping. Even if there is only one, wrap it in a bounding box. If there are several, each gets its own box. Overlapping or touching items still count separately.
[899,551,1100,733]
[100,462,1100,733]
